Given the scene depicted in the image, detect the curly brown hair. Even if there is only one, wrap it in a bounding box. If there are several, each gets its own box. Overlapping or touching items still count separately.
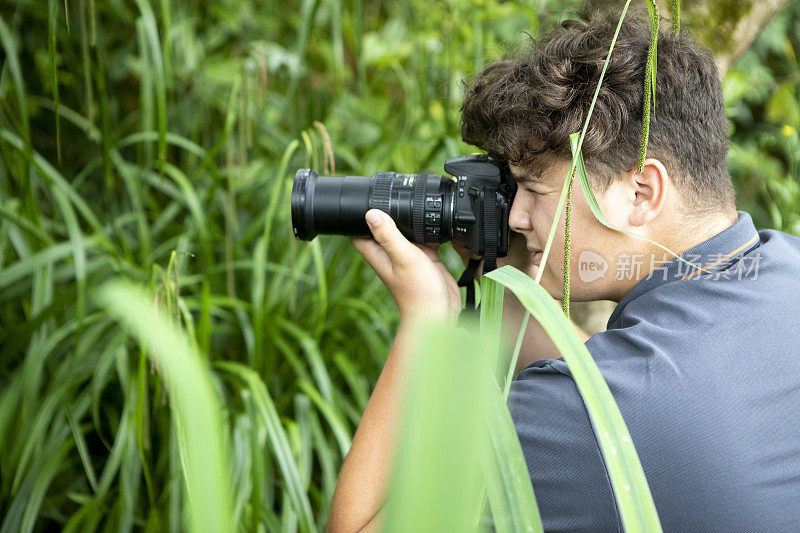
[460,10,736,217]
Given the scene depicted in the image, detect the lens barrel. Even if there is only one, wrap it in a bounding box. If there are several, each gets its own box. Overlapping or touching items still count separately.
[291,169,455,245]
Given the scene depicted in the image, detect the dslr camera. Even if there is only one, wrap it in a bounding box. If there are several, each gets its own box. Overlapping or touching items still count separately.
[291,154,516,268]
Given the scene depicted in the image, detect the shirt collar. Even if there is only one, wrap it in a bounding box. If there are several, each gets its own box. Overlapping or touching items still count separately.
[606,210,761,328]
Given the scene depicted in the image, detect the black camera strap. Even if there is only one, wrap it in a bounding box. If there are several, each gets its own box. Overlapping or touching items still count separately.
[457,186,499,326]
[457,257,482,311]
[483,185,499,274]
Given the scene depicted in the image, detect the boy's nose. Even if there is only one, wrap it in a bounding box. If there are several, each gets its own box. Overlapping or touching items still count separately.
[508,195,533,233]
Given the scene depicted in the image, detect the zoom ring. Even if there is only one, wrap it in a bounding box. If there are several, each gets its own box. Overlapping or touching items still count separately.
[368,173,394,213]
[412,177,426,244]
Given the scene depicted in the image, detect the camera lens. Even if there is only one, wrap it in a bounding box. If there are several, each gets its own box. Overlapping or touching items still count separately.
[291,169,456,244]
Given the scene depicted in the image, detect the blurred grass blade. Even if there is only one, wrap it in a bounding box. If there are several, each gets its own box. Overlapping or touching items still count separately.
[382,321,487,533]
[478,276,542,533]
[310,239,328,340]
[47,180,88,319]
[136,18,154,168]
[1,129,104,232]
[0,241,76,290]
[66,403,99,492]
[484,266,662,532]
[296,380,351,458]
[473,284,543,532]
[96,281,233,533]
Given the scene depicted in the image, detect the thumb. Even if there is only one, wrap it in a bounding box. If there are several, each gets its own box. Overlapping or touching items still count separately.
[365,209,416,267]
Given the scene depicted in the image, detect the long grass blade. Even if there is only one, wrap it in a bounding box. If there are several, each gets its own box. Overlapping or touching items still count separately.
[48,0,62,164]
[133,0,167,174]
[485,266,662,532]
[536,0,632,286]
[480,365,542,533]
[96,281,233,533]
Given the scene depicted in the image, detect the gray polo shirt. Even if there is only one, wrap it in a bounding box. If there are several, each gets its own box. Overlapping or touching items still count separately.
[509,211,800,532]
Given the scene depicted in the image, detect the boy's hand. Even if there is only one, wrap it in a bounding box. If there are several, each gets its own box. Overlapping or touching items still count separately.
[451,230,539,280]
[351,209,462,324]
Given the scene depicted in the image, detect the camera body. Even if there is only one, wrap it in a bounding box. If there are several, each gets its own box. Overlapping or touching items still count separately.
[291,154,516,259]
[443,154,515,258]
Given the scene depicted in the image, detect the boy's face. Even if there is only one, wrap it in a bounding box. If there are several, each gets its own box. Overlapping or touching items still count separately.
[508,158,642,302]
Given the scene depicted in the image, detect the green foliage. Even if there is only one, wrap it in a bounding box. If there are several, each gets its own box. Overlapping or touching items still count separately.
[0,0,582,530]
[725,1,800,235]
[685,0,755,57]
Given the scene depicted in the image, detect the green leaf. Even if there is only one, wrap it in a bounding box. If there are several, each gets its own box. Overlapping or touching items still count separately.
[766,82,800,128]
[0,16,31,184]
[479,272,507,384]
[381,319,545,532]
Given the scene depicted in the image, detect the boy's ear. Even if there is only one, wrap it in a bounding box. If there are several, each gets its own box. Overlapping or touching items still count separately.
[628,158,670,228]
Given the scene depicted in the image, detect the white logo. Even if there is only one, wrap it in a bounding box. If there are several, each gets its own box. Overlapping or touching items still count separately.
[578,250,608,282]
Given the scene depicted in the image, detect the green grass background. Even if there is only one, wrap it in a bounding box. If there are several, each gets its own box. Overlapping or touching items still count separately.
[1,0,798,530]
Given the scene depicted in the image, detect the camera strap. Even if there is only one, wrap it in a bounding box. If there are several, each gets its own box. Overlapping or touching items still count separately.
[457,257,482,310]
[457,186,500,325]
[482,185,499,274]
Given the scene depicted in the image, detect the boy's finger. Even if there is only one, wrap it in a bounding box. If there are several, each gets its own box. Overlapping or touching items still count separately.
[351,236,391,276]
[365,210,418,269]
